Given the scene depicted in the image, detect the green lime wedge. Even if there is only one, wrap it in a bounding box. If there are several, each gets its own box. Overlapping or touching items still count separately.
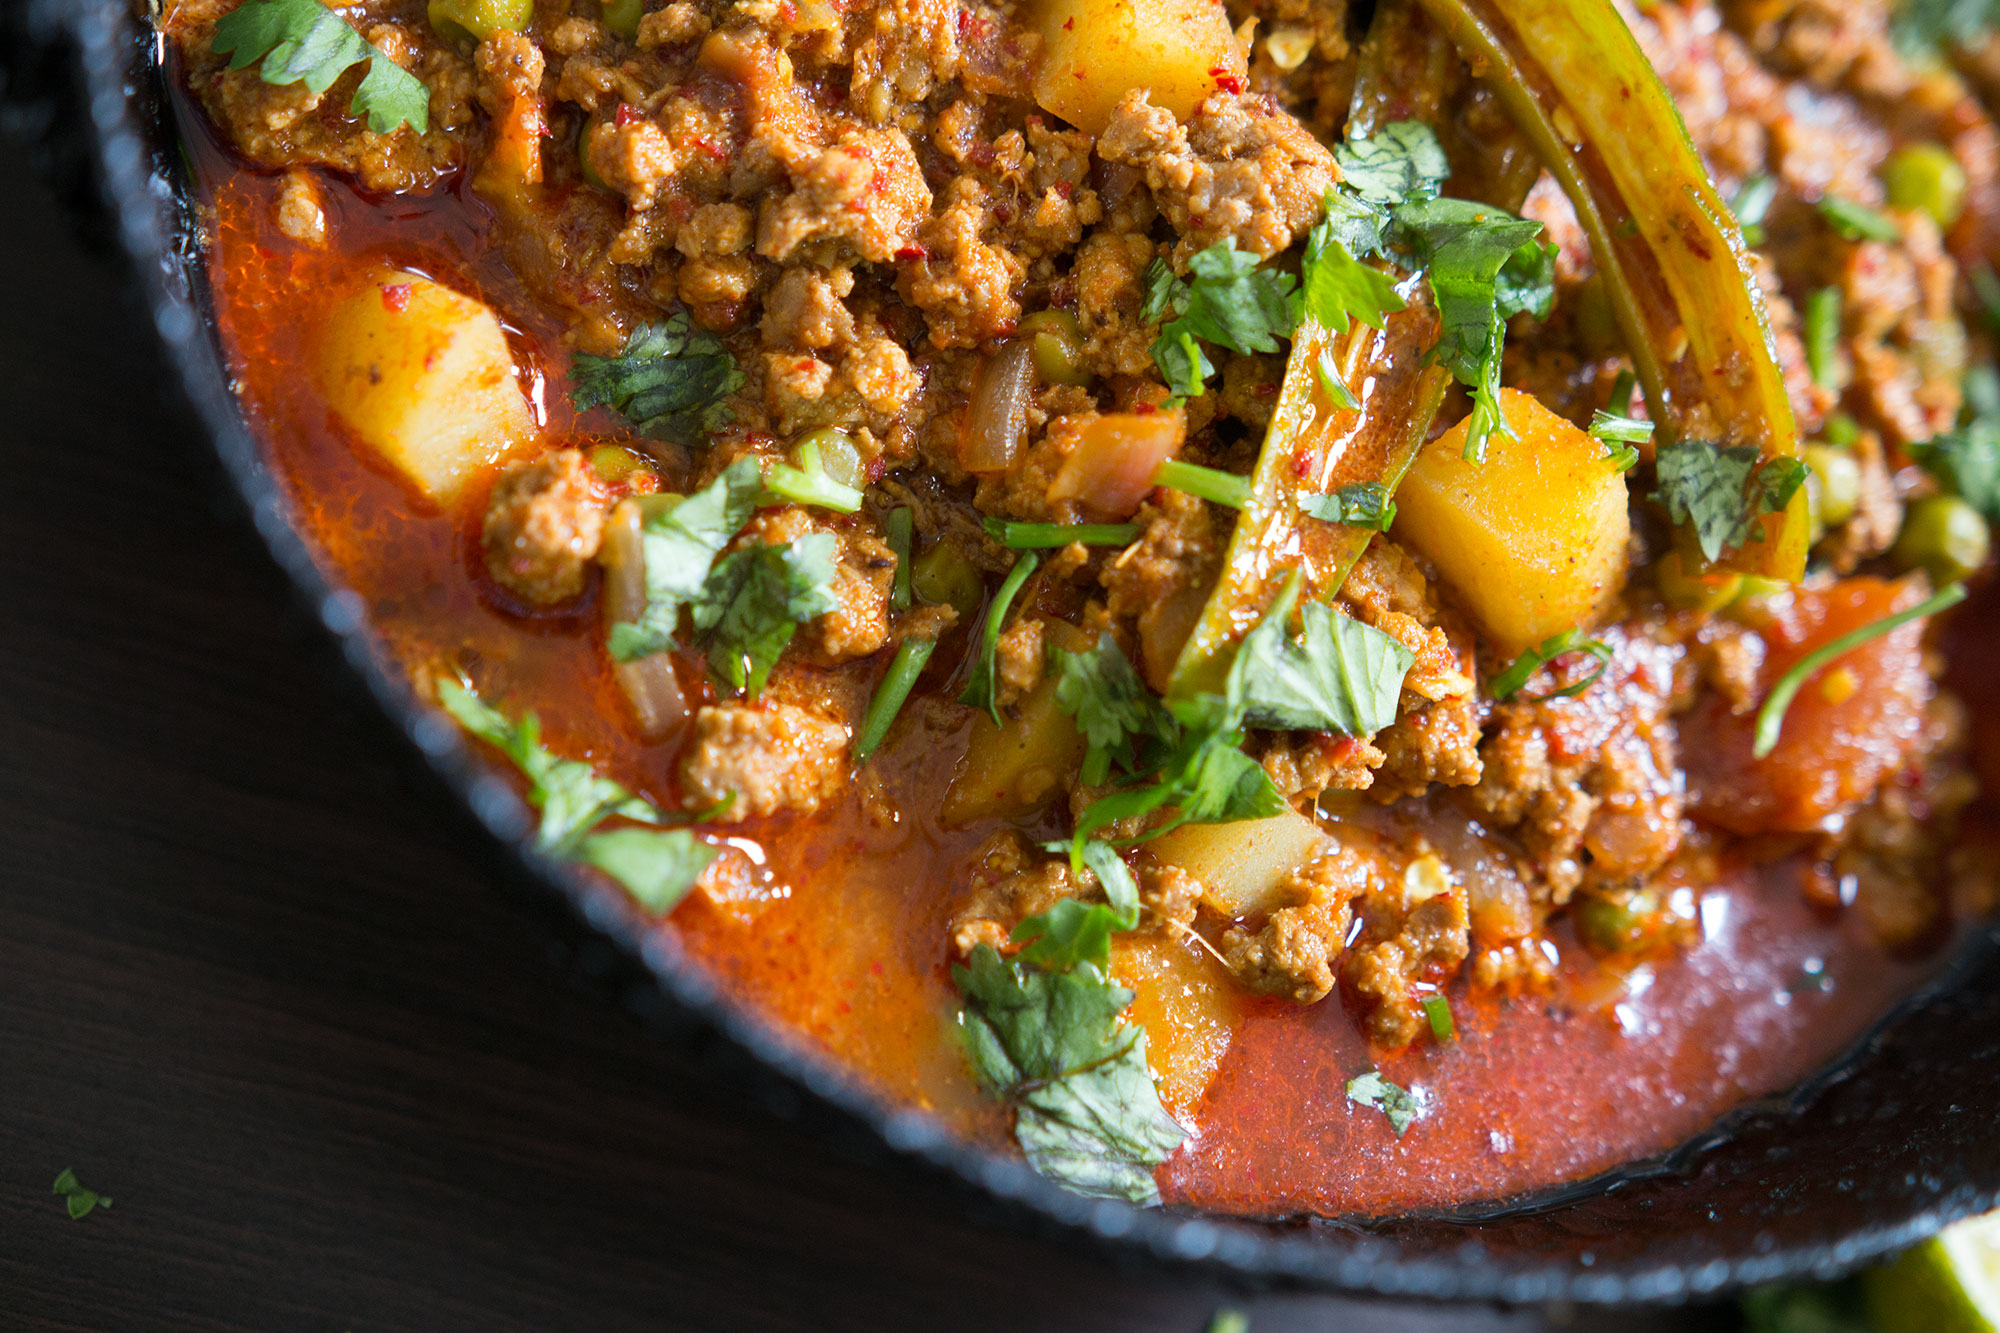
[1865,1211,2000,1333]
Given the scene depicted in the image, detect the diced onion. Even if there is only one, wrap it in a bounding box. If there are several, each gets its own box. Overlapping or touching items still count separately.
[601,498,688,741]
[959,340,1036,474]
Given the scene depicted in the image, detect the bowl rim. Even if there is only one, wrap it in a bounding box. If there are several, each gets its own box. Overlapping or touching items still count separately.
[42,0,2000,1302]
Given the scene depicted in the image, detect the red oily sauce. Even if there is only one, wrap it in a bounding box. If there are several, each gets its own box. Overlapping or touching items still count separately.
[190,131,1980,1220]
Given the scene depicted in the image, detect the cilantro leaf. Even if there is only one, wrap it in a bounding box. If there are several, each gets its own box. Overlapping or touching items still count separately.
[1144,241,1298,398]
[954,945,1185,1204]
[572,314,746,444]
[1226,571,1414,735]
[437,678,658,850]
[576,828,718,915]
[1302,203,1406,335]
[1653,438,1808,563]
[1051,635,1171,786]
[1390,198,1552,462]
[1302,482,1397,529]
[960,551,1040,726]
[1488,629,1614,703]
[1334,121,1451,210]
[1911,419,2000,522]
[690,532,841,696]
[1011,898,1125,970]
[436,681,723,910]
[1817,195,1901,244]
[212,0,429,134]
[608,457,763,662]
[1346,1070,1422,1136]
[52,1168,111,1221]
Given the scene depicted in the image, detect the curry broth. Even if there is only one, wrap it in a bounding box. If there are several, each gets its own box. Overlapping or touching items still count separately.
[192,125,1963,1216]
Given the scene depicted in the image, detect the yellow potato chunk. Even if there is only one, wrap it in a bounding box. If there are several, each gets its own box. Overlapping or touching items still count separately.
[1150,808,1328,919]
[1113,933,1246,1119]
[1031,0,1246,134]
[940,672,1087,825]
[1393,387,1630,658]
[314,269,535,504]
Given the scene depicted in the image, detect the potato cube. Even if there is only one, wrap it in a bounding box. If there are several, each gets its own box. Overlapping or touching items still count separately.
[1150,808,1328,918]
[1032,0,1246,134]
[1393,387,1630,658]
[314,269,535,504]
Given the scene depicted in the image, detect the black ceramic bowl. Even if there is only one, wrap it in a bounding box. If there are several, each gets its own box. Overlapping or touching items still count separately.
[12,0,2000,1304]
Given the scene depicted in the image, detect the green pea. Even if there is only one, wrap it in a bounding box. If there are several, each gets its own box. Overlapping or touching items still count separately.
[427,0,534,41]
[603,0,645,40]
[1882,142,1968,229]
[1573,891,1657,954]
[1804,443,1862,529]
[1893,493,1990,584]
[1021,309,1090,387]
[911,542,985,622]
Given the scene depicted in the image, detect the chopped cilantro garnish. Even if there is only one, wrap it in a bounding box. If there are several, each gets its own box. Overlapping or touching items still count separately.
[1334,121,1451,210]
[1753,582,1966,758]
[437,678,659,850]
[1731,172,1777,246]
[1142,240,1297,397]
[1588,406,1650,472]
[761,437,863,513]
[436,680,720,910]
[854,635,937,763]
[1391,197,1555,463]
[690,533,840,697]
[982,517,1141,549]
[1912,422,2000,522]
[1892,0,2000,55]
[1051,635,1172,787]
[1817,195,1901,244]
[1423,994,1455,1042]
[1013,841,1142,969]
[574,827,720,915]
[1154,459,1252,509]
[887,506,914,611]
[212,0,430,134]
[1346,1070,1421,1136]
[1653,438,1809,564]
[571,314,745,444]
[954,943,1184,1204]
[607,457,762,664]
[1228,571,1414,735]
[1301,206,1406,336]
[1488,629,1614,703]
[960,550,1040,726]
[1302,482,1397,530]
[52,1168,111,1221]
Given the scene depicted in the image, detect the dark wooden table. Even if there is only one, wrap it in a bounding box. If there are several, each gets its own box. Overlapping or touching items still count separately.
[0,132,1717,1332]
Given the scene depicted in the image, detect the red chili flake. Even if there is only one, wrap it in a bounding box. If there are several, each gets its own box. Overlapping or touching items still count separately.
[1290,444,1314,478]
[1133,402,1157,415]
[957,8,971,35]
[692,136,728,161]
[993,201,1014,222]
[1213,73,1244,94]
[1053,181,1073,200]
[778,0,797,19]
[380,283,412,312]
[615,102,639,127]
[895,244,929,260]
[796,359,820,372]
[1062,15,1074,27]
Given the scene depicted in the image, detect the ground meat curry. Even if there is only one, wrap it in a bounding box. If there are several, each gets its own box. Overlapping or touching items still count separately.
[164,0,2000,1213]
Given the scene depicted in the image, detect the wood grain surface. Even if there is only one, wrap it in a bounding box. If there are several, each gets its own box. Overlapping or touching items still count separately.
[0,132,1714,1333]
